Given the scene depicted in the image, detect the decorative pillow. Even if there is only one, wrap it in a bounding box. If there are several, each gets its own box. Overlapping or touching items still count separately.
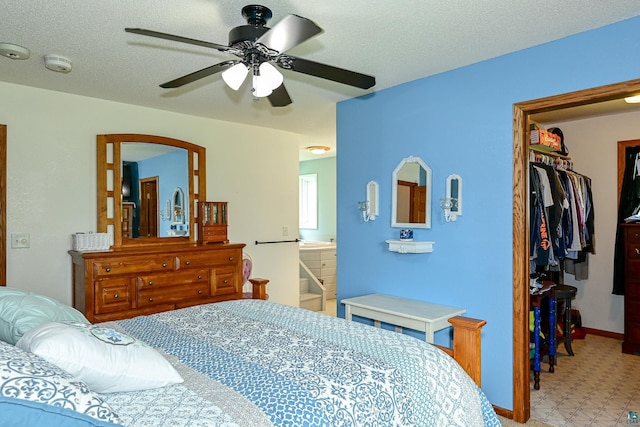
[0,396,122,427]
[16,322,183,393]
[0,341,122,425]
[0,286,90,345]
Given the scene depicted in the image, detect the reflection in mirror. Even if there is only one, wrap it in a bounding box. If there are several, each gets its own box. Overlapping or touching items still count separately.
[97,134,206,248]
[170,187,187,236]
[391,155,432,228]
[121,143,189,238]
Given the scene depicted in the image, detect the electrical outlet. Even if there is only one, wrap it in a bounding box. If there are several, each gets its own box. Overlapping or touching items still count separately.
[11,233,30,249]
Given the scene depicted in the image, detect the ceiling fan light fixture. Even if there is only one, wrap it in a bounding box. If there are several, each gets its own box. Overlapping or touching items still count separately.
[259,62,283,89]
[221,63,249,90]
[252,62,283,97]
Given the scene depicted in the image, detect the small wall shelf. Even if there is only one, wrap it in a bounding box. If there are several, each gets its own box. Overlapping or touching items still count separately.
[385,240,434,254]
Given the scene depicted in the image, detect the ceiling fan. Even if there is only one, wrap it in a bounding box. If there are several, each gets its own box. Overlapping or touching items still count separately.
[125,4,376,107]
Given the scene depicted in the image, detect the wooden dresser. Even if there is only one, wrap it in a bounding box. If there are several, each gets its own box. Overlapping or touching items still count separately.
[623,224,640,354]
[70,243,245,323]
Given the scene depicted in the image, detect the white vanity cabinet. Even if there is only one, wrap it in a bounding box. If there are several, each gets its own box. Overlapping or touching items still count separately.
[300,246,337,299]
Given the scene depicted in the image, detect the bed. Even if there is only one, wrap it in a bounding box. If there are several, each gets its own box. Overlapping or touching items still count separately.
[0,288,501,426]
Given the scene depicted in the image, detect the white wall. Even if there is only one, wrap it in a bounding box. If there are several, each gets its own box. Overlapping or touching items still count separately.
[547,109,640,334]
[1,81,301,308]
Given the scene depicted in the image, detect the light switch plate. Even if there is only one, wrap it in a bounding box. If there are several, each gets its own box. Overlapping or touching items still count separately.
[11,233,30,249]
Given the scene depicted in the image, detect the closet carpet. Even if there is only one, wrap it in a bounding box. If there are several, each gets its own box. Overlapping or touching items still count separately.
[530,334,640,426]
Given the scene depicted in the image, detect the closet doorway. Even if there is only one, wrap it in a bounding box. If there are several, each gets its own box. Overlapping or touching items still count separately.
[511,77,640,423]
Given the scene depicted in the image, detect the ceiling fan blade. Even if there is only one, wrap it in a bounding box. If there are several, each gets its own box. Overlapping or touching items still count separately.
[160,61,238,88]
[279,56,375,89]
[125,28,231,52]
[268,84,292,107]
[256,15,322,54]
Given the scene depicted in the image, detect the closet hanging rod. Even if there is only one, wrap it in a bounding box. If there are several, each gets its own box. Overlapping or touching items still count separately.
[255,239,300,245]
[529,150,573,170]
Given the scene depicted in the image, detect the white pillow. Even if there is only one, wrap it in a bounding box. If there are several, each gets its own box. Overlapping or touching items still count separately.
[0,340,123,424]
[16,322,183,393]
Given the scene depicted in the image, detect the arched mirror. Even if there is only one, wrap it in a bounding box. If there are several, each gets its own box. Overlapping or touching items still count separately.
[97,134,206,248]
[172,187,185,223]
[391,155,432,228]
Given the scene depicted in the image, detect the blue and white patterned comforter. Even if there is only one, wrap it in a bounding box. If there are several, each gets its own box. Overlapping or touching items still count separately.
[102,299,501,427]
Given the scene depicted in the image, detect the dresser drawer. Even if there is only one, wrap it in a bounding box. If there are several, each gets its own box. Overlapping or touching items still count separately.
[177,250,240,269]
[138,282,210,307]
[626,228,640,243]
[93,256,176,277]
[627,299,640,321]
[626,243,640,259]
[137,269,209,290]
[201,226,228,240]
[625,318,640,345]
[95,279,134,314]
[211,266,237,296]
[626,259,640,289]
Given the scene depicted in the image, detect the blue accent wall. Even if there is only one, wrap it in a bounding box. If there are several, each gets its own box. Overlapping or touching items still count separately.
[336,16,640,410]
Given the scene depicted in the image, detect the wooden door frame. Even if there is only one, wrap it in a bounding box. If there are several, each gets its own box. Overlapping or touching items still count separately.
[0,125,5,286]
[512,77,640,422]
[139,176,159,238]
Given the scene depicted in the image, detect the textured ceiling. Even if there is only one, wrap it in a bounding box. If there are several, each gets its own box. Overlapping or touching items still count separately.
[2,1,640,159]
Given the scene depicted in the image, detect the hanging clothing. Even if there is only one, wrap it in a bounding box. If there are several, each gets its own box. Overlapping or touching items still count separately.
[530,160,595,278]
[613,145,640,295]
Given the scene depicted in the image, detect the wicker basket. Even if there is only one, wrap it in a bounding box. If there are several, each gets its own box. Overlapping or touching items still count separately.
[71,233,111,251]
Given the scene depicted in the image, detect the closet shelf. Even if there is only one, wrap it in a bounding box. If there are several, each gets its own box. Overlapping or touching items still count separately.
[385,240,434,254]
[529,145,570,159]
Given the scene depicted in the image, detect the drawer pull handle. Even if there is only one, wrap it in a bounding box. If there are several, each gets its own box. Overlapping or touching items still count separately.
[228,257,234,261]
[635,233,640,239]
[162,263,167,268]
[198,275,203,279]
[636,248,640,255]
[185,261,191,265]
[148,281,154,286]
[198,290,203,295]
[105,268,111,273]
[148,297,154,302]
[223,279,229,284]
[114,293,119,299]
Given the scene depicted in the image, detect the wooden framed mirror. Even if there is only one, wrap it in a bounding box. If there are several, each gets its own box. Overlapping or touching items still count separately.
[391,155,432,228]
[97,134,206,248]
[1,124,5,286]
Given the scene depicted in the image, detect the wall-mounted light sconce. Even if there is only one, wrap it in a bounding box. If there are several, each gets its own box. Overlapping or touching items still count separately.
[159,200,172,221]
[358,181,379,222]
[441,174,462,222]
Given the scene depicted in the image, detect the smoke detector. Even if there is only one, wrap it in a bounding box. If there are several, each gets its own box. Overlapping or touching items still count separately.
[44,54,72,73]
[0,43,30,60]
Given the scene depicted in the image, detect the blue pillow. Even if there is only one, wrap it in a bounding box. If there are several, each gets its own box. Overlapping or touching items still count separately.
[0,396,121,427]
[0,286,89,344]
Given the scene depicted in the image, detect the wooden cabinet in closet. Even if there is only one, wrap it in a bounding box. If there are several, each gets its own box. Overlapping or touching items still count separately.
[69,243,246,323]
[623,224,640,354]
